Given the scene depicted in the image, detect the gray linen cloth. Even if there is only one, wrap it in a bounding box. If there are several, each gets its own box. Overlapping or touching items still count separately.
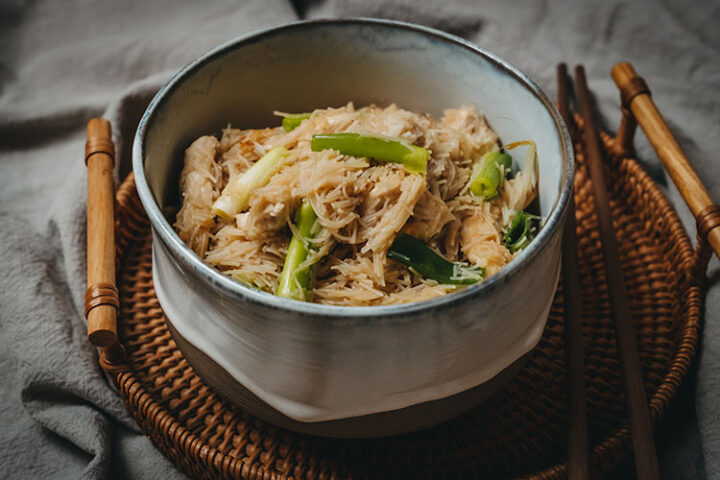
[1,0,717,478]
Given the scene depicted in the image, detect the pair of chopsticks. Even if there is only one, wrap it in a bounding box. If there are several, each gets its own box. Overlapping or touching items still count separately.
[557,64,660,480]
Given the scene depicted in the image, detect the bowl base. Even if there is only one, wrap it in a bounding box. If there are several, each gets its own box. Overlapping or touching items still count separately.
[166,318,529,438]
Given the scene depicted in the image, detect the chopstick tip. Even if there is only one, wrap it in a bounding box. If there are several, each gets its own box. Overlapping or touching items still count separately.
[574,65,586,78]
[87,118,112,139]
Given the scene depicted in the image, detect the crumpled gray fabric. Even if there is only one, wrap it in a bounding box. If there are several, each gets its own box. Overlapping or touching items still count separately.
[0,0,717,478]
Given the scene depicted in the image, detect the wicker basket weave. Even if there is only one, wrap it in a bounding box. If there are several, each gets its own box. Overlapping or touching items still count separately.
[105,116,703,479]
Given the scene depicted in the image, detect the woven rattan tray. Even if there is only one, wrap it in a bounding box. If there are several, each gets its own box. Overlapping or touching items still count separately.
[102,112,704,479]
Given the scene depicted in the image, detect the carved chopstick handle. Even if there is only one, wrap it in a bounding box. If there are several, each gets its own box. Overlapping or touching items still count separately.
[85,119,119,348]
[611,62,720,260]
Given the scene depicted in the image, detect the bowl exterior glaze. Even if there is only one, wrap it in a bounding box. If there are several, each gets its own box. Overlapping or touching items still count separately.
[134,19,573,430]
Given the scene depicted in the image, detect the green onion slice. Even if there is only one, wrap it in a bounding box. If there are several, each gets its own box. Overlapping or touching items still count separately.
[504,139,537,186]
[468,151,513,200]
[387,233,485,285]
[503,211,539,253]
[277,112,312,132]
[212,146,289,220]
[276,199,321,301]
[311,133,428,174]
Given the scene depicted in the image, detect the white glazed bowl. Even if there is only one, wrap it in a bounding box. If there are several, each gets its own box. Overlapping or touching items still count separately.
[133,18,573,438]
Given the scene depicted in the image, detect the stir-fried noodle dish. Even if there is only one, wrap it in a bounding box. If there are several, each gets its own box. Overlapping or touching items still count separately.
[174,104,540,306]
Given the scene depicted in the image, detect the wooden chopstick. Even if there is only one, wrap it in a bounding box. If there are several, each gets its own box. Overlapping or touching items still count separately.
[557,63,589,480]
[611,62,720,260]
[85,118,122,360]
[574,65,659,480]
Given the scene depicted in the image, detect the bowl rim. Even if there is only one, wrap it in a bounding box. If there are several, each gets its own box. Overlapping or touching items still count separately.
[132,17,574,318]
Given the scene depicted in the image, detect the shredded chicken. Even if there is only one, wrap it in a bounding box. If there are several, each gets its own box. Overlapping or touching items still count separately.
[459,209,512,276]
[174,103,538,305]
[175,136,220,257]
[404,191,455,242]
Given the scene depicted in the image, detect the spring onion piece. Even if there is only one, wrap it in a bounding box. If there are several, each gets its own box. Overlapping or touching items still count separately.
[212,146,289,220]
[387,233,485,285]
[311,133,428,174]
[503,211,539,253]
[276,200,321,301]
[468,151,513,200]
[229,272,263,291]
[280,113,312,132]
[505,140,538,199]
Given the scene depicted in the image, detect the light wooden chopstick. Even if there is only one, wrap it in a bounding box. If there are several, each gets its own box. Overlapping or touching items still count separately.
[611,62,720,261]
[85,118,124,362]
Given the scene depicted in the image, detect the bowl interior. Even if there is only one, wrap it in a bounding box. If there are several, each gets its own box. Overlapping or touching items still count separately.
[142,20,565,223]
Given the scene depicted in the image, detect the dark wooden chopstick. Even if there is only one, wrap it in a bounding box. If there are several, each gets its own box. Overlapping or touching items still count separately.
[557,63,589,480]
[574,65,659,480]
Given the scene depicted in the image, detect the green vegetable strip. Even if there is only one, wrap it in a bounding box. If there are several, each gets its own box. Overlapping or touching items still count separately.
[468,151,512,200]
[311,133,428,174]
[387,233,485,285]
[276,200,320,301]
[503,211,539,253]
[281,113,312,132]
[212,146,289,220]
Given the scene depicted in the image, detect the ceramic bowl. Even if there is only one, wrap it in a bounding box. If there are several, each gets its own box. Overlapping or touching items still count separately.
[133,18,573,438]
